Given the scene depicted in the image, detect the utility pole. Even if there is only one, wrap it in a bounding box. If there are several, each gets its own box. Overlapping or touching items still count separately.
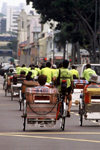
[93,0,98,63]
[52,31,54,64]
[98,0,100,63]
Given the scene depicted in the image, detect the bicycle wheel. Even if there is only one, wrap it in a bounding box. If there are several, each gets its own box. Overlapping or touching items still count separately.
[80,113,83,126]
[23,100,27,131]
[79,103,83,126]
[19,101,22,111]
[23,116,26,131]
[60,101,66,130]
[11,92,13,101]
[61,117,65,130]
[3,82,5,90]
[5,89,7,96]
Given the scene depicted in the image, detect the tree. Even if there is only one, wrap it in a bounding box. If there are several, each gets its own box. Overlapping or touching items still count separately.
[54,23,68,60]
[26,0,100,63]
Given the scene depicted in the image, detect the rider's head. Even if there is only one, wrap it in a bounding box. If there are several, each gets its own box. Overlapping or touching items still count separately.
[22,64,25,67]
[63,60,69,68]
[26,72,32,81]
[58,62,63,68]
[20,71,26,76]
[46,62,51,68]
[86,64,91,69]
[89,74,98,83]
[72,65,76,69]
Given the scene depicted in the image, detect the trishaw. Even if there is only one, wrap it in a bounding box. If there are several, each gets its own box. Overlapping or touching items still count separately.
[11,76,25,101]
[3,74,7,90]
[79,87,100,126]
[4,74,13,96]
[72,79,88,105]
[3,68,16,95]
[22,81,67,131]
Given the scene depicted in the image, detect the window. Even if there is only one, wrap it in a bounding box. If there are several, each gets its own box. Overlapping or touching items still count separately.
[22,21,24,29]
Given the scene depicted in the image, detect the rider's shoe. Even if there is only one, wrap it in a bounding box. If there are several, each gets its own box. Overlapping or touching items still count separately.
[66,111,70,117]
[66,102,68,105]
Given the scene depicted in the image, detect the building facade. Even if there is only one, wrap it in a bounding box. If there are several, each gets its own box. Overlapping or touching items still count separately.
[17,10,41,66]
[6,7,20,34]
[0,16,6,34]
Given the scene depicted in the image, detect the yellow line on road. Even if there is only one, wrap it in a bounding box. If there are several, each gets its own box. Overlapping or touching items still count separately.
[1,132,100,135]
[0,133,100,143]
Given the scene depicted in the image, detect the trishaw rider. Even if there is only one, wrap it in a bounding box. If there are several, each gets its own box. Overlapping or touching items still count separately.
[82,64,96,82]
[29,64,38,79]
[54,60,73,117]
[70,65,79,79]
[40,62,52,84]
[83,74,100,104]
[16,65,22,75]
[21,72,39,99]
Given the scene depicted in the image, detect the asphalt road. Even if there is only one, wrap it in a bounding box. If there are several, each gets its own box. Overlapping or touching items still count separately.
[0,76,100,150]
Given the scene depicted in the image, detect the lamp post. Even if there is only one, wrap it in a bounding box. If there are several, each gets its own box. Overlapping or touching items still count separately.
[51,31,54,64]
[51,49,55,64]
[98,0,100,63]
[37,42,39,65]
[66,41,68,60]
[33,30,39,65]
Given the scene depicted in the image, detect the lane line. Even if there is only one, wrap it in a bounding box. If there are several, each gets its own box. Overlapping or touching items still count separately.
[1,132,100,135]
[0,133,100,143]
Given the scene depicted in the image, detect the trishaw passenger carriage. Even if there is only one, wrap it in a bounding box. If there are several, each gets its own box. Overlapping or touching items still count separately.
[4,75,13,96]
[22,87,66,131]
[11,77,25,101]
[79,87,100,126]
[72,79,88,105]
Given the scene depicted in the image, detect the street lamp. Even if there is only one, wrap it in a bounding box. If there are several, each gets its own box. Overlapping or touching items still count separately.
[66,41,68,59]
[51,49,55,64]
[37,42,39,65]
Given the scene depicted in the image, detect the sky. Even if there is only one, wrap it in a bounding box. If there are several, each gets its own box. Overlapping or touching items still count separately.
[0,0,26,11]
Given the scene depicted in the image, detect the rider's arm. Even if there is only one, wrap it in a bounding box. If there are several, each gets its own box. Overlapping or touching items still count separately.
[70,73,74,92]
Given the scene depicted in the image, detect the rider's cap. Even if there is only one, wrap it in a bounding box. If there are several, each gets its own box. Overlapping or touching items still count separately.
[89,74,98,83]
[52,64,57,69]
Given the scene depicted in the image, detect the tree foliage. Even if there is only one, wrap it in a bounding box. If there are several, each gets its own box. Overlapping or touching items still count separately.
[27,0,100,62]
[27,0,95,27]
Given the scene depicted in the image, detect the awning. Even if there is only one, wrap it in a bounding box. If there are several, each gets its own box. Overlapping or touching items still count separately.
[54,56,63,59]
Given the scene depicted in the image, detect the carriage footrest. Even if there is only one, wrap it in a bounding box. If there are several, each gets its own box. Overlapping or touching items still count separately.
[86,112,100,120]
[85,103,100,112]
[27,118,56,124]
